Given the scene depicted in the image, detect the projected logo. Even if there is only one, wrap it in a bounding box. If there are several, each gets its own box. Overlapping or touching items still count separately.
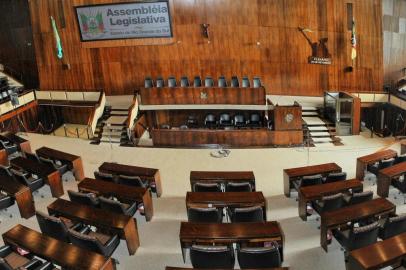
[79,11,106,39]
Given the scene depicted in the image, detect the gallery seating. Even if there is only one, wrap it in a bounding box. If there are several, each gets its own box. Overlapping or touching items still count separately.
[35,211,82,242]
[0,245,42,270]
[333,222,380,252]
[378,214,406,240]
[186,115,198,128]
[219,113,233,127]
[192,182,222,192]
[253,77,262,88]
[204,77,214,87]
[204,114,217,128]
[190,245,235,269]
[242,76,250,88]
[237,244,282,269]
[247,113,262,128]
[187,207,223,223]
[225,182,252,192]
[231,76,239,87]
[168,76,177,88]
[144,77,153,88]
[234,114,246,128]
[99,197,138,217]
[228,206,264,222]
[180,76,189,87]
[193,76,202,87]
[344,191,373,206]
[67,190,100,208]
[218,76,227,87]
[156,77,165,88]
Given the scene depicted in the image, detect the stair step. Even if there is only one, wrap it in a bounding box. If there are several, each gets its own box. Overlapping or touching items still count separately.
[111,108,129,112]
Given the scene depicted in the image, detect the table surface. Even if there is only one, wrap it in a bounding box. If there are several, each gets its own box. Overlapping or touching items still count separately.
[190,171,255,180]
[48,198,132,230]
[348,231,406,269]
[3,224,112,270]
[300,179,363,200]
[0,174,30,195]
[284,163,341,178]
[322,198,395,227]
[357,149,397,163]
[379,161,406,178]
[99,162,157,177]
[36,146,79,162]
[78,178,147,201]
[180,221,282,241]
[11,156,55,176]
[186,191,265,205]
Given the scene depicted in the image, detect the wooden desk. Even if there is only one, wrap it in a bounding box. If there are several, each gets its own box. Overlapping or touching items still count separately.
[186,191,266,220]
[0,175,35,219]
[356,149,397,180]
[377,161,406,198]
[48,198,140,255]
[283,163,342,197]
[0,147,7,166]
[298,179,363,221]
[179,221,284,262]
[0,132,31,153]
[98,162,162,197]
[190,171,256,191]
[347,232,406,270]
[36,146,85,181]
[320,198,395,252]
[78,178,154,221]
[166,267,289,270]
[3,224,115,270]
[10,157,63,197]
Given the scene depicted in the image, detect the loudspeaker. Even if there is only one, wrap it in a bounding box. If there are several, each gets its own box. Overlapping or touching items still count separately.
[10,92,19,106]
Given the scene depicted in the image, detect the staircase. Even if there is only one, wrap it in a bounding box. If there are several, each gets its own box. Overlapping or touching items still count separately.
[91,106,132,145]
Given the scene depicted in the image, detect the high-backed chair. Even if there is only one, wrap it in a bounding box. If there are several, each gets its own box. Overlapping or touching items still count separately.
[0,141,17,156]
[187,207,223,223]
[99,197,138,217]
[193,182,221,192]
[333,222,380,251]
[367,158,395,176]
[234,114,246,128]
[168,76,177,88]
[229,206,264,222]
[247,113,262,128]
[253,77,262,88]
[237,244,281,269]
[193,76,202,87]
[293,174,323,192]
[187,115,198,128]
[379,214,406,240]
[156,77,165,88]
[0,245,41,270]
[219,113,233,127]
[94,171,116,183]
[144,77,154,88]
[204,77,214,87]
[395,154,406,164]
[242,76,250,88]
[344,191,373,206]
[204,114,217,128]
[10,168,44,193]
[24,152,40,163]
[38,156,68,176]
[190,245,235,269]
[393,174,406,203]
[117,175,147,188]
[312,193,344,218]
[218,76,228,87]
[324,172,347,183]
[231,76,240,87]
[180,76,190,87]
[67,190,100,208]
[225,182,252,192]
[36,211,81,242]
[68,227,120,257]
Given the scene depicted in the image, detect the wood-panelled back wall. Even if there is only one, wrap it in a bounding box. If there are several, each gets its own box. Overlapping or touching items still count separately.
[29,0,383,96]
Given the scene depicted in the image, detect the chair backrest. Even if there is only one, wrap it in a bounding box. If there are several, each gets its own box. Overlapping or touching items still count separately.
[187,115,198,126]
[25,152,40,162]
[218,76,228,87]
[190,245,235,269]
[379,158,395,169]
[204,114,216,125]
[325,172,347,183]
[187,207,223,223]
[253,77,262,88]
[380,214,406,239]
[231,206,264,222]
[94,171,115,182]
[348,191,373,205]
[68,229,104,254]
[238,245,281,269]
[204,77,214,87]
[67,190,99,207]
[301,174,323,187]
[321,193,344,211]
[193,182,221,192]
[156,77,165,88]
[219,113,231,125]
[234,114,246,126]
[0,258,13,270]
[231,76,240,87]
[36,211,69,242]
[39,156,56,169]
[117,175,145,187]
[168,76,177,87]
[144,77,153,88]
[349,222,379,250]
[225,182,252,192]
[99,197,126,214]
[249,113,261,123]
[180,76,190,87]
[242,76,250,88]
[395,154,406,164]
[193,76,202,87]
[10,169,29,185]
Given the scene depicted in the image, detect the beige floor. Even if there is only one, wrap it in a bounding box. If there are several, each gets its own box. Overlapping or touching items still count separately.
[0,131,404,270]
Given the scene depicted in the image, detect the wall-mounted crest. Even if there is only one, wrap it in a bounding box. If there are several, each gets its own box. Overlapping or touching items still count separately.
[298,27,332,65]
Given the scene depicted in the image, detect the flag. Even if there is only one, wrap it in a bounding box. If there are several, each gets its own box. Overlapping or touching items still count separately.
[50,16,63,60]
[351,19,357,60]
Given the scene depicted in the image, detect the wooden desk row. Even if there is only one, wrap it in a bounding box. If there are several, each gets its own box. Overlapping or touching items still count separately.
[355,149,397,180]
[0,133,31,166]
[190,171,256,191]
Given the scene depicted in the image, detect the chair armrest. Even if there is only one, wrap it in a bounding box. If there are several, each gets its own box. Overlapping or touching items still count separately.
[0,245,11,257]
[22,258,43,270]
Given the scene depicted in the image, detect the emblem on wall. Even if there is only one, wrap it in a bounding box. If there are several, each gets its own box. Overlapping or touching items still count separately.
[298,27,332,65]
[285,113,294,123]
[200,92,208,100]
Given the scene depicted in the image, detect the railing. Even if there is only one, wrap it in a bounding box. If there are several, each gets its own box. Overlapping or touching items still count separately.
[126,95,139,136]
[87,91,106,137]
